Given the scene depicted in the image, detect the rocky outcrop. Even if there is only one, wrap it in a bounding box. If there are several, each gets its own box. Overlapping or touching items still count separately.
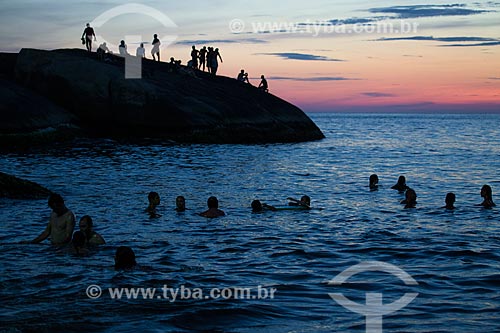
[1,48,324,144]
[0,172,52,199]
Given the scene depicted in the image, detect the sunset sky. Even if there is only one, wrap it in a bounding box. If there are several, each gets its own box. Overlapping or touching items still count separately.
[1,0,499,112]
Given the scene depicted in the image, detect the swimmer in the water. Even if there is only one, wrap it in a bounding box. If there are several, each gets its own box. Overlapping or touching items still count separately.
[391,176,410,192]
[175,196,186,212]
[199,196,225,218]
[251,200,277,212]
[369,174,379,191]
[479,184,496,209]
[79,215,105,245]
[114,246,137,270]
[287,195,311,209]
[146,191,161,218]
[23,193,76,245]
[442,192,456,210]
[401,188,417,209]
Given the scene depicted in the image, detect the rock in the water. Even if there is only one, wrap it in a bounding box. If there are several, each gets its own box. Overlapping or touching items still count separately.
[0,172,52,199]
[7,48,324,143]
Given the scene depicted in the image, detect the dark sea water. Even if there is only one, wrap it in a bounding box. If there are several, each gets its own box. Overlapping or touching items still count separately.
[1,113,499,333]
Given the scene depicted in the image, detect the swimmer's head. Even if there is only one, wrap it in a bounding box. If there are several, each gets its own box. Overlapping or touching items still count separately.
[251,200,263,212]
[370,174,379,186]
[405,188,417,202]
[48,193,65,212]
[300,195,311,206]
[176,196,186,210]
[207,196,219,209]
[445,192,456,206]
[79,215,93,231]
[115,246,136,270]
[398,176,406,185]
[148,192,160,205]
[481,185,492,199]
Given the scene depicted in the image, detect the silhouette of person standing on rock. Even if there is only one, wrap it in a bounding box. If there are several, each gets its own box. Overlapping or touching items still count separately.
[81,23,96,52]
[151,34,161,61]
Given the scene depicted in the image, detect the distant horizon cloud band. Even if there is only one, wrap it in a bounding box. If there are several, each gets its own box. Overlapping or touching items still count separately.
[1,0,499,112]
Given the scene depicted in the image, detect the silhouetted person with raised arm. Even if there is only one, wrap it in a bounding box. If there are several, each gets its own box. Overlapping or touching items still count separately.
[369,174,379,191]
[115,246,137,270]
[210,48,223,76]
[199,196,225,218]
[287,195,311,209]
[151,34,161,61]
[82,23,96,52]
[479,184,496,208]
[391,175,409,192]
[258,75,269,92]
[442,192,456,210]
[401,188,417,209]
[199,46,207,71]
[191,45,199,69]
[136,43,146,58]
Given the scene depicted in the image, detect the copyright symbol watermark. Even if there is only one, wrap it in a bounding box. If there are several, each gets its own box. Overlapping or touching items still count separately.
[229,19,245,33]
[86,284,103,299]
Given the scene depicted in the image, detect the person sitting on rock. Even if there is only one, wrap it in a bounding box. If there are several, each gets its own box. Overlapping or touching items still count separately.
[119,40,128,56]
[97,42,109,61]
[136,43,146,58]
[237,70,250,84]
[199,196,225,218]
[258,75,269,92]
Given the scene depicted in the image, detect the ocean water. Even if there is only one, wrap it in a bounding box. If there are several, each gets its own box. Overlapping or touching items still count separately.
[1,113,499,333]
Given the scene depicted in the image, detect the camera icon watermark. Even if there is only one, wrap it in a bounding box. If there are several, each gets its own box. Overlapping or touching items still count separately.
[90,3,178,79]
[328,261,419,333]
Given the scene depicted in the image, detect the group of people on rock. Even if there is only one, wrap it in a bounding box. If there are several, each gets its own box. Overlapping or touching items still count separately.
[188,45,223,75]
[369,174,496,210]
[82,23,274,88]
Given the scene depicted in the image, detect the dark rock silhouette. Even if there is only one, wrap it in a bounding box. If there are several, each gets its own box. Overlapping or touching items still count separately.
[0,48,324,144]
[0,172,52,199]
